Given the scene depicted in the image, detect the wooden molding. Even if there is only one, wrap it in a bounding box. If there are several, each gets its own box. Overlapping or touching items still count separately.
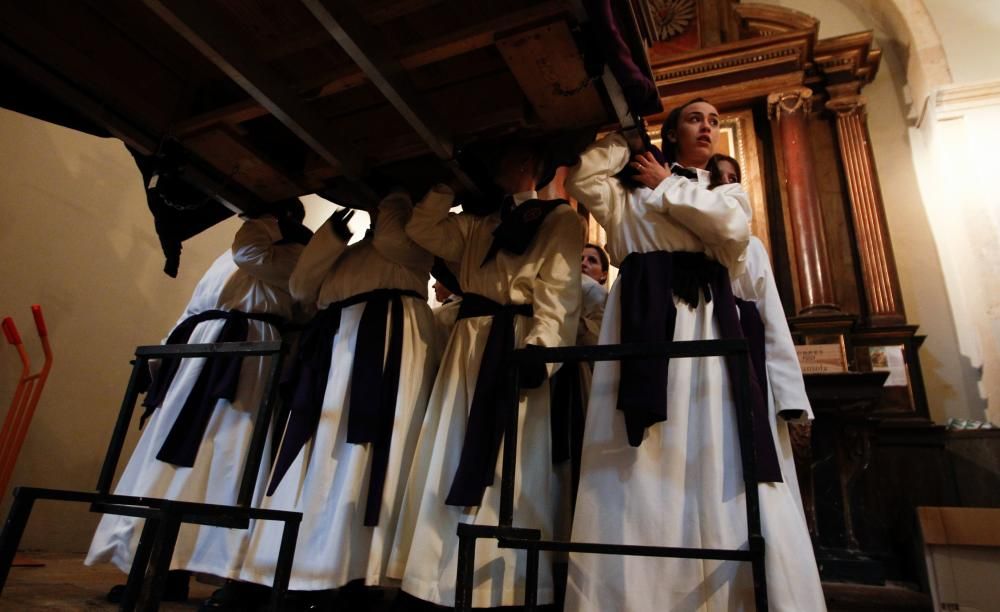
[826,95,907,325]
[732,2,819,38]
[767,86,813,119]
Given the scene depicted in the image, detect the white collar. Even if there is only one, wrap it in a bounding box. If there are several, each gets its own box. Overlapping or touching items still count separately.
[511,190,538,207]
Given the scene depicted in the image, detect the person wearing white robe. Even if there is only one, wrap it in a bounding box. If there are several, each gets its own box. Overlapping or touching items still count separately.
[564,99,826,612]
[235,192,439,594]
[432,277,462,350]
[86,215,303,583]
[387,157,582,608]
[733,236,815,515]
[713,153,814,520]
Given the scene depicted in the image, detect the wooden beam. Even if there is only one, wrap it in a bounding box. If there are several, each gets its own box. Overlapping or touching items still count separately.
[0,32,258,213]
[174,1,570,135]
[301,0,489,191]
[140,0,362,177]
[496,21,606,130]
[260,0,448,60]
[300,0,455,160]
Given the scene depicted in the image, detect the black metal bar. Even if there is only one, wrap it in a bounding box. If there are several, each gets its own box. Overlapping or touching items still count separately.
[454,523,480,612]
[238,342,285,508]
[0,340,297,609]
[89,503,161,520]
[268,516,301,612]
[496,537,755,560]
[0,488,36,594]
[499,366,520,527]
[120,516,161,612]
[96,356,148,493]
[729,355,768,611]
[134,340,282,358]
[176,512,249,530]
[524,544,539,611]
[509,339,748,365]
[481,334,771,609]
[136,510,181,612]
[750,534,768,612]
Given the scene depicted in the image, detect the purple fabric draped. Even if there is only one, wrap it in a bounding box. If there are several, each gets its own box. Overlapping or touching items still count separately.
[147,309,285,467]
[445,294,534,507]
[615,251,782,483]
[267,288,420,527]
[583,0,661,116]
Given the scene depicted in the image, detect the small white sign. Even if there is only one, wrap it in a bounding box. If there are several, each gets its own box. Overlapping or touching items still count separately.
[869,345,908,387]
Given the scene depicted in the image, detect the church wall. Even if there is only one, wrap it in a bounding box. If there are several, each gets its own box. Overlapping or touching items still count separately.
[922,0,1000,84]
[0,108,240,552]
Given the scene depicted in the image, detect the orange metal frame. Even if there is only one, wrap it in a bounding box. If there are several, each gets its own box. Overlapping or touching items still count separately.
[0,305,53,502]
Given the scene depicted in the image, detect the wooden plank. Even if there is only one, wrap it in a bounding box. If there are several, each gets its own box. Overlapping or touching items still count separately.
[918,507,1000,548]
[656,72,806,117]
[140,0,362,177]
[496,21,606,129]
[174,1,570,135]
[301,0,496,193]
[182,127,313,200]
[300,0,456,161]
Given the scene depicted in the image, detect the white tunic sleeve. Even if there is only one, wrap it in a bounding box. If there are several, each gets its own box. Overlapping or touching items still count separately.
[578,275,608,346]
[406,184,475,264]
[564,132,630,228]
[524,207,583,376]
[734,238,814,421]
[232,217,298,286]
[649,179,751,275]
[372,191,434,270]
[288,216,349,306]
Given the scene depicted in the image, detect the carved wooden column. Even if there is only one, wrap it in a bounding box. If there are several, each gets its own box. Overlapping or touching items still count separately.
[826,95,906,326]
[768,87,841,315]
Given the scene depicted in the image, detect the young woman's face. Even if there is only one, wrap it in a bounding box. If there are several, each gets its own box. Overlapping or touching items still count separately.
[668,101,720,168]
[581,247,606,284]
[716,159,739,185]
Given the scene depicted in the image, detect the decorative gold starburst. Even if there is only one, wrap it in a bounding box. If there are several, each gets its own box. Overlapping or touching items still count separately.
[649,0,696,40]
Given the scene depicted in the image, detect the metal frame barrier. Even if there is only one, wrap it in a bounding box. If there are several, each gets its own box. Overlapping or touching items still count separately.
[0,341,301,612]
[0,305,54,504]
[455,339,769,611]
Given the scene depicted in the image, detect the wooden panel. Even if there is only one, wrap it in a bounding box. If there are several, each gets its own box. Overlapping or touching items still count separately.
[497,21,606,129]
[918,507,1000,547]
[183,127,306,200]
[174,2,569,135]
[141,0,361,176]
[809,116,863,317]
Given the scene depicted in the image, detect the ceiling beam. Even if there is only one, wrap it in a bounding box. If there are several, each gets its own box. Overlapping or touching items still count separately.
[174,1,569,136]
[301,0,482,189]
[0,31,258,214]
[301,0,454,160]
[140,0,362,177]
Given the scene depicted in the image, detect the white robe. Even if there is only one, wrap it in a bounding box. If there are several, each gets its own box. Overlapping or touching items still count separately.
[564,134,826,612]
[386,187,582,608]
[237,192,439,591]
[578,275,607,347]
[432,296,462,351]
[85,218,302,578]
[553,274,609,543]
